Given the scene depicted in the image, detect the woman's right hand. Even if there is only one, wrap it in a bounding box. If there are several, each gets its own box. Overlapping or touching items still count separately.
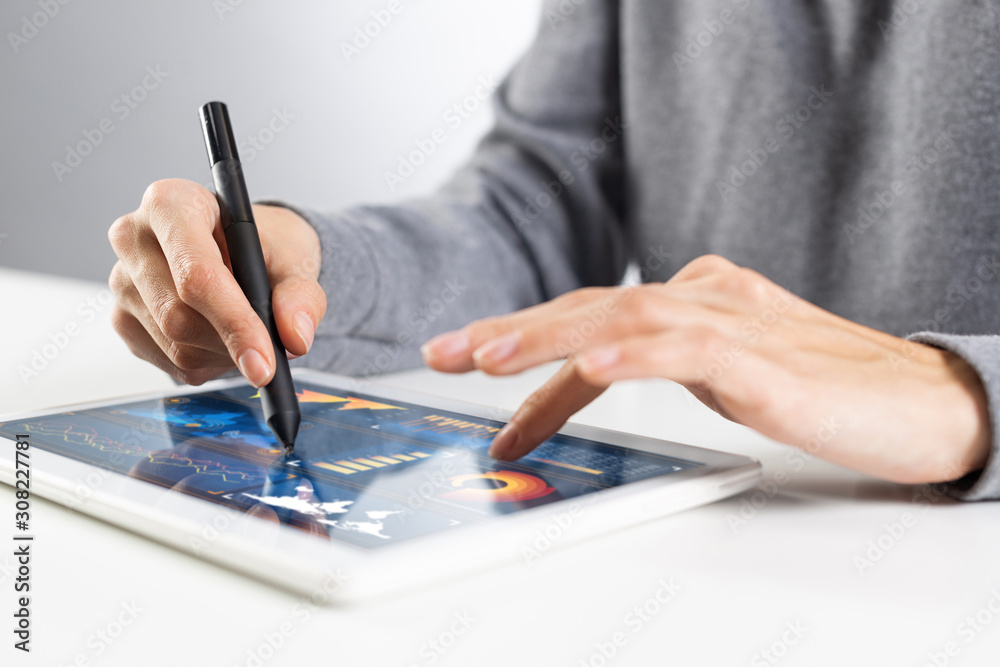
[108,179,326,387]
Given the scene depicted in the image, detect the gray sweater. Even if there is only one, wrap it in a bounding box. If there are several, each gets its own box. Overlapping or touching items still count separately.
[275,0,1000,500]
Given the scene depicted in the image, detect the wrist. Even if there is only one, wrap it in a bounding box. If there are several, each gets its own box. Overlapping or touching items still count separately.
[937,350,990,481]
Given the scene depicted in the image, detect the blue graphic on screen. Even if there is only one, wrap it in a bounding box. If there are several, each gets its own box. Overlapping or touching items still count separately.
[0,383,701,549]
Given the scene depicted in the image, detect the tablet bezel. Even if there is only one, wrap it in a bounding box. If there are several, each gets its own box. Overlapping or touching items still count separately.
[0,368,761,602]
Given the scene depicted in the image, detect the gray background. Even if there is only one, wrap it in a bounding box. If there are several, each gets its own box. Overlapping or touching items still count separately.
[0,0,541,282]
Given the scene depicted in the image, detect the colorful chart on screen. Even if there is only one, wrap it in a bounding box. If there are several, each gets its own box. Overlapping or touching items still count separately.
[0,382,700,550]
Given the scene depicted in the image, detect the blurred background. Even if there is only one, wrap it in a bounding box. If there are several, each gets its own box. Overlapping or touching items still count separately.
[0,0,543,282]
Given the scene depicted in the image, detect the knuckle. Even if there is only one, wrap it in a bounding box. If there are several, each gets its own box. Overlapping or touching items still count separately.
[108,262,129,296]
[187,181,220,215]
[155,299,198,343]
[736,383,775,416]
[173,368,210,386]
[721,267,770,303]
[689,326,729,359]
[620,289,666,327]
[107,214,135,252]
[109,305,131,336]
[166,342,207,372]
[463,316,505,343]
[141,180,173,215]
[143,179,220,230]
[174,262,219,307]
[688,254,734,273]
[217,311,259,352]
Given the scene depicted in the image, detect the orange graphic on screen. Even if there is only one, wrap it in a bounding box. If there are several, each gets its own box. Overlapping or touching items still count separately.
[250,389,402,411]
[440,471,555,503]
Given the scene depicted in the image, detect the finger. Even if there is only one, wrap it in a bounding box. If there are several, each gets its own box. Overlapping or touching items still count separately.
[141,180,276,387]
[109,259,230,359]
[257,205,327,357]
[110,305,234,385]
[421,291,611,373]
[575,328,727,386]
[573,328,772,425]
[473,290,743,376]
[424,287,646,373]
[489,360,608,461]
[272,277,327,356]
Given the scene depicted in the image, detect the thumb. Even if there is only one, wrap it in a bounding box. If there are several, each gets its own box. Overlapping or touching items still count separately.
[489,359,608,461]
[272,276,327,357]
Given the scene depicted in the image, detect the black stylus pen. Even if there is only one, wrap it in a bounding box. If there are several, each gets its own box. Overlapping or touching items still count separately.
[199,101,300,451]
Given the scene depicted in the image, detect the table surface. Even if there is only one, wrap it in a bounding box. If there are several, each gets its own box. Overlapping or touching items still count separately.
[1,266,999,667]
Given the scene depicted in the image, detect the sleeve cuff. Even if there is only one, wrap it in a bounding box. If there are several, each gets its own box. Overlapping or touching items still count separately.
[907,332,1000,500]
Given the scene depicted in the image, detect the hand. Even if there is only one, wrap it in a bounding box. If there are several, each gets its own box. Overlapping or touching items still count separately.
[421,255,990,485]
[108,179,326,387]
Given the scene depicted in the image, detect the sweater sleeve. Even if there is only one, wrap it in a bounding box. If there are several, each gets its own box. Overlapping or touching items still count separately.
[907,332,1000,500]
[264,0,628,378]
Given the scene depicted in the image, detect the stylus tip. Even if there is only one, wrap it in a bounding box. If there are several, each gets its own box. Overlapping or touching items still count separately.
[268,410,300,451]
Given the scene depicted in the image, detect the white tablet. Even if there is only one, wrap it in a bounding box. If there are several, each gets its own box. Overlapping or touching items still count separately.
[0,368,760,603]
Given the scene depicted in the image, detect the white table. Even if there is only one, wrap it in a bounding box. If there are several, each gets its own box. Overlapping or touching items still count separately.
[2,267,999,667]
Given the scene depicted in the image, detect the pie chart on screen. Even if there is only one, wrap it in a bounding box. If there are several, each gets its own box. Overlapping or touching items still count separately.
[440,470,556,503]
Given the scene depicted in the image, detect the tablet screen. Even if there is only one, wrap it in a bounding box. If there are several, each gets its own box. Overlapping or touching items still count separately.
[0,382,701,549]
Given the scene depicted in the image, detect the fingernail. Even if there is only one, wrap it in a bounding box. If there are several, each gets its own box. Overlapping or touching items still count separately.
[294,311,315,352]
[238,348,271,387]
[489,423,520,459]
[422,331,470,359]
[578,347,620,374]
[474,332,519,366]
